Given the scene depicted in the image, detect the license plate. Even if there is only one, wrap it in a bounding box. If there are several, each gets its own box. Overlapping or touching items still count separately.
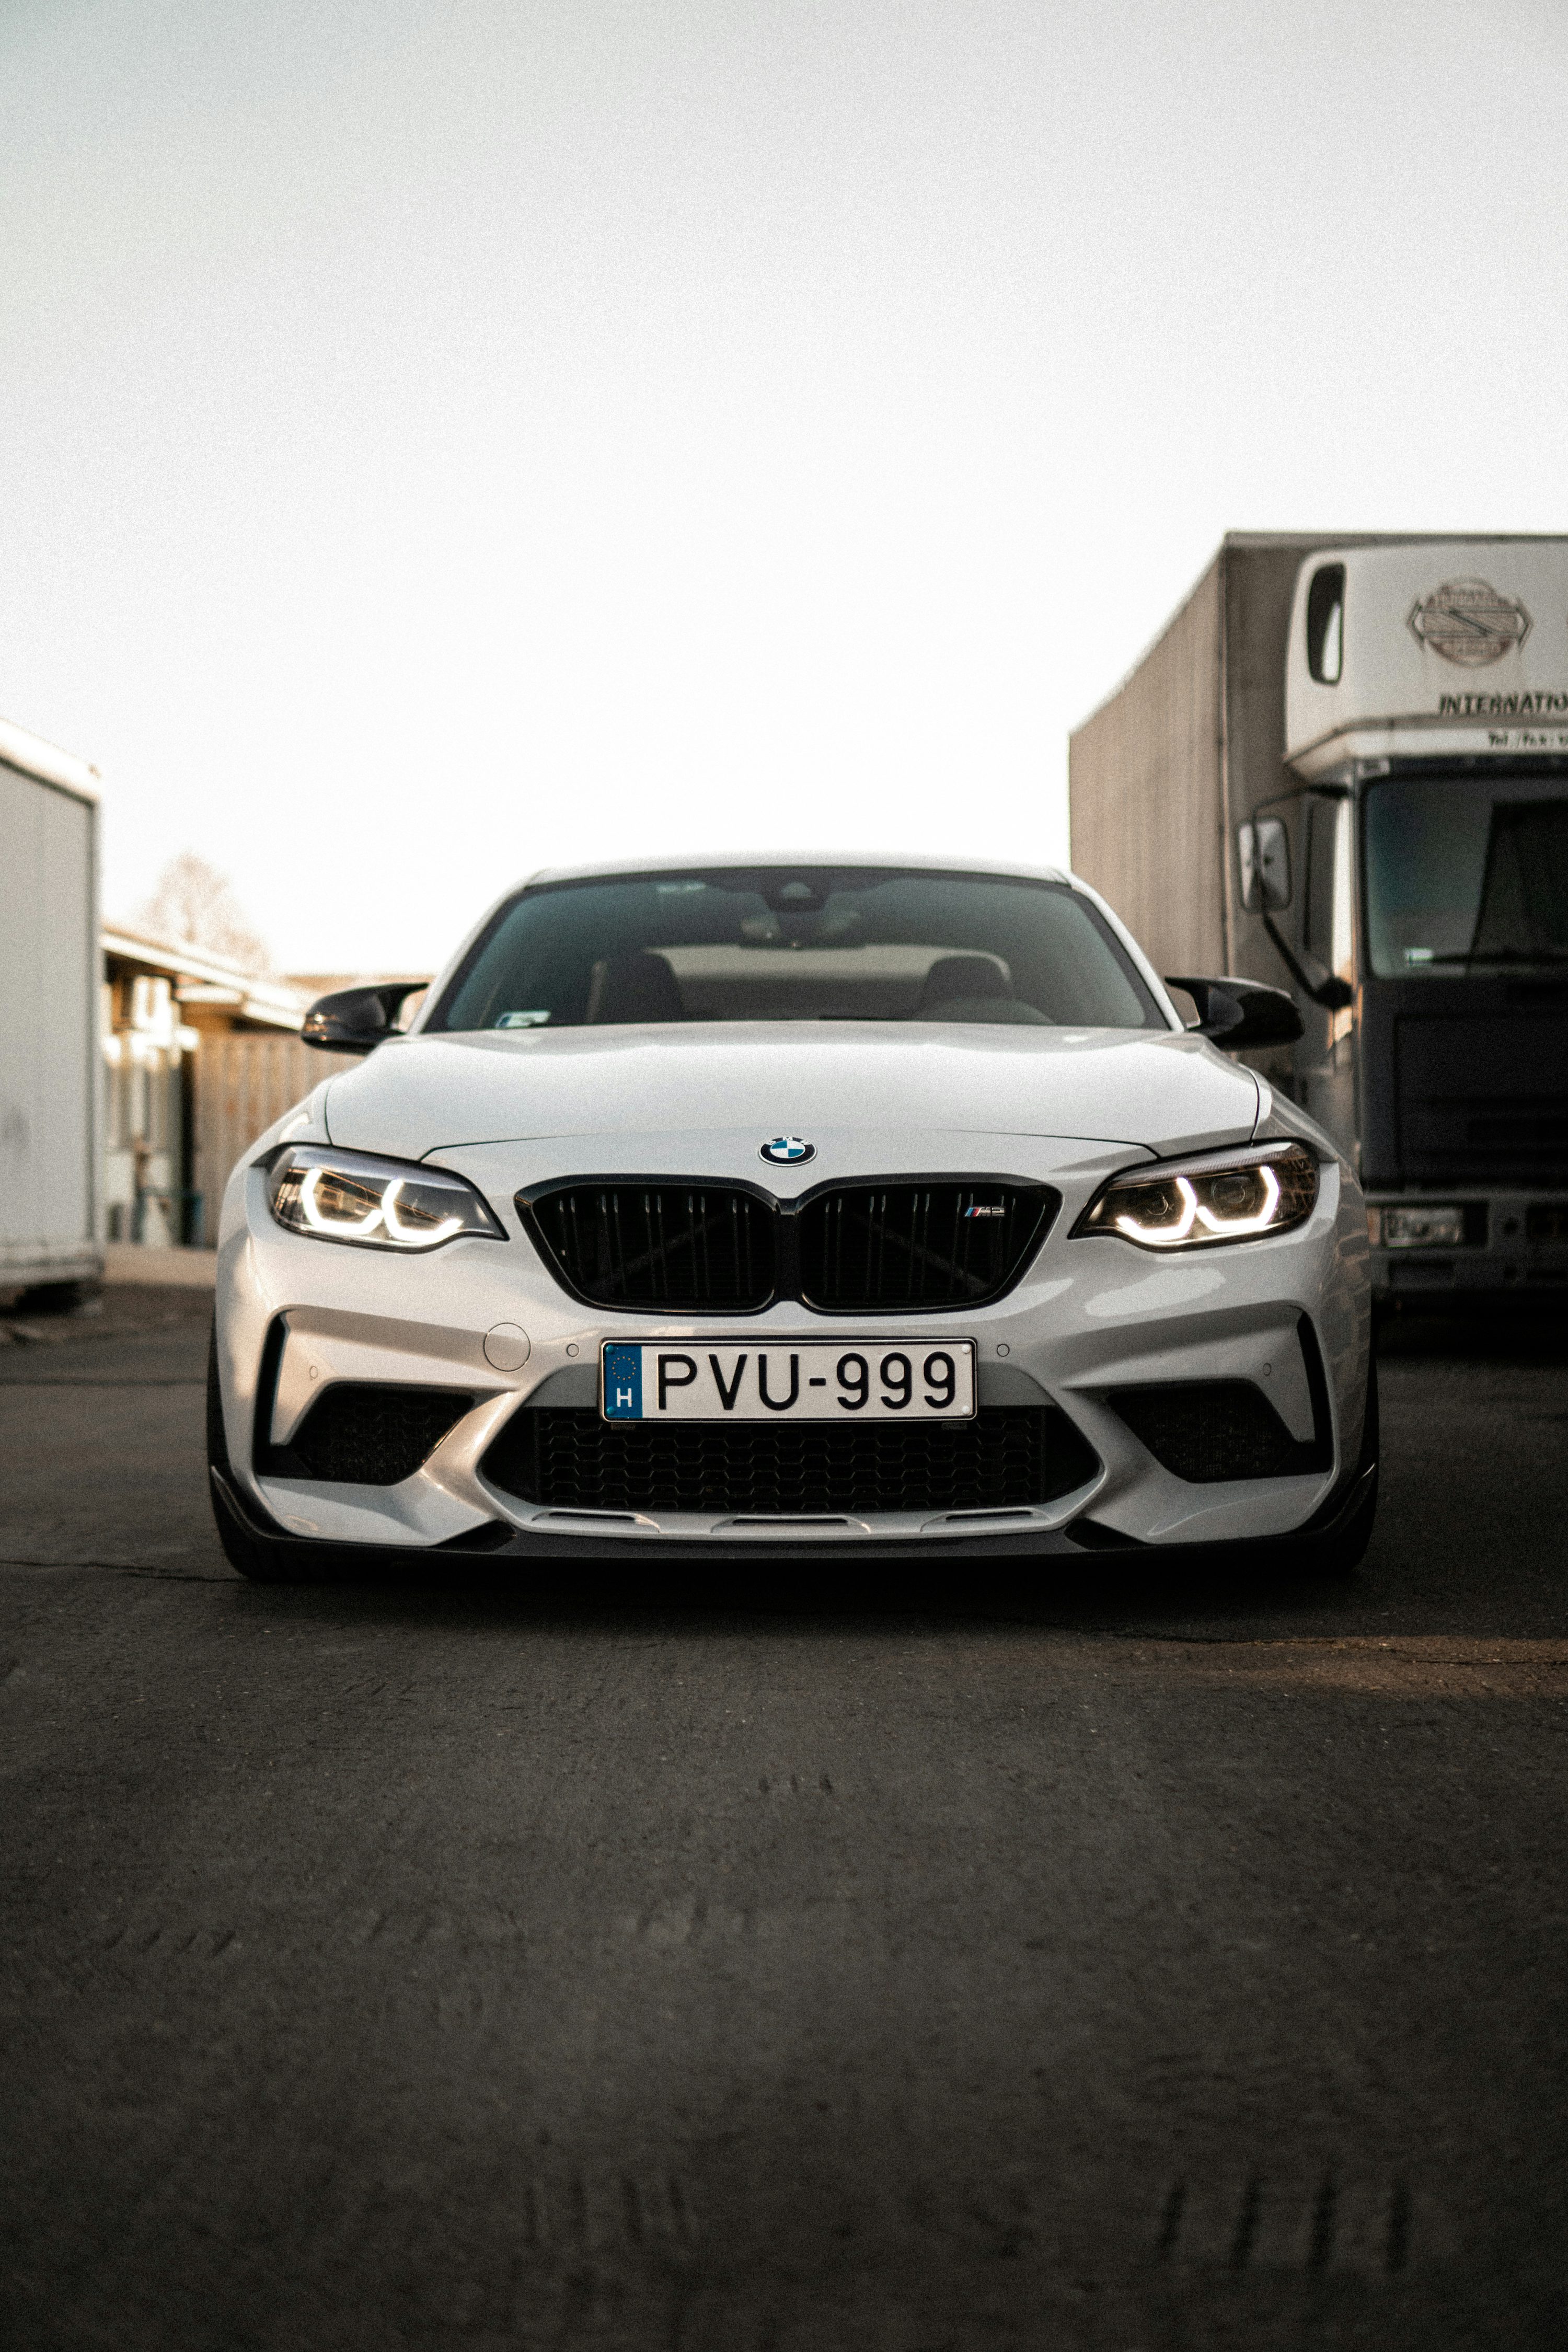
[601,1340,976,1422]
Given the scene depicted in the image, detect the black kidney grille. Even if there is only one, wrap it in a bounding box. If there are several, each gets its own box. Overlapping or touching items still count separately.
[483,1405,1097,1517]
[799,1184,1054,1309]
[287,1385,474,1485]
[1109,1381,1328,1484]
[521,1178,1054,1312]
[526,1185,775,1310]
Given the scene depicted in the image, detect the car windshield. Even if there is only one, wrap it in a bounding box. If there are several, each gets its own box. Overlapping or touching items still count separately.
[1365,773,1568,975]
[428,867,1164,1032]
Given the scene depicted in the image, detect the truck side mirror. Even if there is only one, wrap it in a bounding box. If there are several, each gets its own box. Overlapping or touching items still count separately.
[301,982,429,1055]
[1238,818,1290,910]
[1165,975,1305,1050]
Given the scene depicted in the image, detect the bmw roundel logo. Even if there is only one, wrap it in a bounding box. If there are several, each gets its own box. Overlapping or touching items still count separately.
[760,1135,815,1165]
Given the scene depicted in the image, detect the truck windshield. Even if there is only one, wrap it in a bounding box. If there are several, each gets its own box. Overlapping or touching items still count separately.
[1365,774,1568,976]
[429,868,1165,1031]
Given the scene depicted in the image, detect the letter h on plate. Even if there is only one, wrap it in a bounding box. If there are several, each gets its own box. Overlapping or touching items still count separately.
[603,1345,642,1419]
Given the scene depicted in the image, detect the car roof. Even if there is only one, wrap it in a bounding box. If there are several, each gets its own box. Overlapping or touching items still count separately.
[521,850,1072,887]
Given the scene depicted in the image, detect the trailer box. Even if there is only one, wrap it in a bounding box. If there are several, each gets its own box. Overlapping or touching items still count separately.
[0,716,102,1297]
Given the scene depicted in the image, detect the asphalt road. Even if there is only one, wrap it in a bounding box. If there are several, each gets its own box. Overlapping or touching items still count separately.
[3,1284,1568,2351]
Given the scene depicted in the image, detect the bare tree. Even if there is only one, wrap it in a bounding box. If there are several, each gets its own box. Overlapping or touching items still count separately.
[136,852,271,973]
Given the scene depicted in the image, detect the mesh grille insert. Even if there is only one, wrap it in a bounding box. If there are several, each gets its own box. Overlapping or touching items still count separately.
[799,1184,1054,1310]
[483,1405,1097,1517]
[524,1185,774,1310]
[1109,1381,1327,1483]
[287,1385,474,1485]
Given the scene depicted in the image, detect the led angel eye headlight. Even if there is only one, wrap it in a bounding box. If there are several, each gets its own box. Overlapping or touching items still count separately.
[1072,1145,1318,1252]
[267,1147,505,1251]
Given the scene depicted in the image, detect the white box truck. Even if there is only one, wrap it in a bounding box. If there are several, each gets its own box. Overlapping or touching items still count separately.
[0,714,102,1301]
[1070,534,1568,1303]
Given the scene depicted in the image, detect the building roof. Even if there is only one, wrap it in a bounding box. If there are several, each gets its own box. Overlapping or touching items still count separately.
[102,924,309,1032]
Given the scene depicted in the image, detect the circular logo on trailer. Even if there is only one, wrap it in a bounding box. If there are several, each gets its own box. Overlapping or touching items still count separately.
[760,1135,814,1165]
[1408,579,1531,666]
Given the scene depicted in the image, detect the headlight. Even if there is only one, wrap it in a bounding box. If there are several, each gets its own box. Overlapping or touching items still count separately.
[267,1147,505,1251]
[1369,1203,1465,1249]
[1073,1143,1319,1251]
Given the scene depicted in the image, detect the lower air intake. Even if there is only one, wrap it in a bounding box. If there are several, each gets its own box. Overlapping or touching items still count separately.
[286,1385,474,1485]
[1109,1380,1327,1483]
[483,1406,1097,1517]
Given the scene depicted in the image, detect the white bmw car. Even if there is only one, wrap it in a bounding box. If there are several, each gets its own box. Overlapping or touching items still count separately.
[208,856,1375,1576]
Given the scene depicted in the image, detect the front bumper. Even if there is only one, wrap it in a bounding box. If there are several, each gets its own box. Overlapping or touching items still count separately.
[215,1131,1370,1553]
[1369,1189,1568,1300]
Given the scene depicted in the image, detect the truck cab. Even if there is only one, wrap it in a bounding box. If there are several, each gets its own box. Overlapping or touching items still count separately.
[1250,540,1568,1301]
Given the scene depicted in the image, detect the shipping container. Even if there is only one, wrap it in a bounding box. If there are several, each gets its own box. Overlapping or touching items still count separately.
[0,715,101,1297]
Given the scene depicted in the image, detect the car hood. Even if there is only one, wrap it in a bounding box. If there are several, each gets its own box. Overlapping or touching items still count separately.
[322,1023,1262,1161]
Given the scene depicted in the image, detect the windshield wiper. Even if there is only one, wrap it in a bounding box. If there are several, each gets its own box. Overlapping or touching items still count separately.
[1422,947,1568,967]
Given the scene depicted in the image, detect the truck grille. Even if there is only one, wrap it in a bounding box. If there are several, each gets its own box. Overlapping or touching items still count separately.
[483,1405,1097,1517]
[520,1180,1055,1313]
[1466,1110,1568,1153]
[1397,1013,1568,1183]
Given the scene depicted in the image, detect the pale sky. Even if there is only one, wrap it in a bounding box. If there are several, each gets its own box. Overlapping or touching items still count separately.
[3,0,1566,973]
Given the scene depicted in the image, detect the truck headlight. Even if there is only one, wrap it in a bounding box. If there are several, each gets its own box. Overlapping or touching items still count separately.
[267,1147,505,1251]
[1073,1143,1319,1251]
[1369,1204,1466,1249]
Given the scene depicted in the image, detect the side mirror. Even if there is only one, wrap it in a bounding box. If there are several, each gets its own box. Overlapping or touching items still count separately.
[1237,818,1290,910]
[301,982,429,1055]
[1165,974,1305,1050]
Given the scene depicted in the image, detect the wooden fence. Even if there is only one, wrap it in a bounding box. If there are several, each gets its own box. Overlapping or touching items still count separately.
[191,1033,359,1242]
